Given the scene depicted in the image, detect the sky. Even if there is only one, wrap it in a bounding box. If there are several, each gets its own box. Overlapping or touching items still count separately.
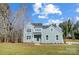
[9,3,79,25]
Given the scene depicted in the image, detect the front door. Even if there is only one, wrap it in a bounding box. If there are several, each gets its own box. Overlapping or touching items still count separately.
[34,35,41,43]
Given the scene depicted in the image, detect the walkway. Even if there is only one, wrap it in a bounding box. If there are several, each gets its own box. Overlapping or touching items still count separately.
[66,42,79,45]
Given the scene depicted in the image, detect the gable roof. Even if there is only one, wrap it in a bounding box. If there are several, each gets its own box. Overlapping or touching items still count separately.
[55,26,62,33]
[26,23,62,32]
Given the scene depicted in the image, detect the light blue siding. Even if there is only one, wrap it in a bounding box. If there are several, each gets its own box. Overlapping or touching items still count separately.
[23,23,64,44]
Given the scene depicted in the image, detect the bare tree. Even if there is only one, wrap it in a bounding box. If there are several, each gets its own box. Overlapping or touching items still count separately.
[0,4,10,42]
[11,4,31,43]
[0,4,31,43]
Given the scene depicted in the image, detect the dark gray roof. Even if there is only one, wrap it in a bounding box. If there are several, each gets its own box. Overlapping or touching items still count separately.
[42,25,51,29]
[31,23,61,30]
[32,23,42,26]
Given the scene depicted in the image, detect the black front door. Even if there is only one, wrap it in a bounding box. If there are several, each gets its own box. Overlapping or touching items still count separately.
[34,35,41,41]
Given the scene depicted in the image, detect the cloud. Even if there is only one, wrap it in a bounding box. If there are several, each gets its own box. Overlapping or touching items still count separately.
[44,4,62,15]
[38,15,48,19]
[76,16,79,21]
[73,16,79,23]
[33,3,62,18]
[76,8,79,12]
[43,23,50,25]
[60,17,64,20]
[43,19,63,26]
[33,3,42,14]
[48,19,63,25]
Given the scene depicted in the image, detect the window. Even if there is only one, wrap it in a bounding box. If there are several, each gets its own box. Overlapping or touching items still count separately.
[35,29,41,31]
[27,29,31,32]
[51,28,53,31]
[35,28,41,31]
[46,35,48,40]
[56,35,58,40]
[27,36,31,40]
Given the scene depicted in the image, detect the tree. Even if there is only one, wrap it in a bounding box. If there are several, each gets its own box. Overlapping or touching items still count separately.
[59,21,68,38]
[10,4,31,42]
[0,4,31,43]
[75,21,79,32]
[59,18,75,39]
[0,4,10,42]
[74,21,79,39]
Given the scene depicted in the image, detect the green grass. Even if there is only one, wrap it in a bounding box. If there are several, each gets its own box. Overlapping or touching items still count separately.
[0,43,79,55]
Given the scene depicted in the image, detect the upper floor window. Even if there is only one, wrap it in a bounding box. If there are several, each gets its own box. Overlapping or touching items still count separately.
[27,29,31,32]
[35,28,41,31]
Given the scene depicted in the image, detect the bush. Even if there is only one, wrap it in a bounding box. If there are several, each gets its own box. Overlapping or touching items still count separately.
[74,33,79,39]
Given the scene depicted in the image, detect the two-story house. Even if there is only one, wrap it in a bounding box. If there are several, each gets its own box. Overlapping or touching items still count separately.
[23,23,64,44]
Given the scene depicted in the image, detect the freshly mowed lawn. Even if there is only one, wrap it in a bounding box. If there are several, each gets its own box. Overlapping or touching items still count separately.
[0,43,79,55]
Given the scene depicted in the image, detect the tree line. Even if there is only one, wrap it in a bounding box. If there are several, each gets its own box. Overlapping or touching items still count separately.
[0,4,30,43]
[59,18,79,40]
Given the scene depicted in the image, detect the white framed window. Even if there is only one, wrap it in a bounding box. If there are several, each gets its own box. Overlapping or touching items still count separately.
[51,28,53,31]
[27,36,31,40]
[27,29,31,32]
[35,28,41,31]
[46,35,48,40]
[56,35,58,40]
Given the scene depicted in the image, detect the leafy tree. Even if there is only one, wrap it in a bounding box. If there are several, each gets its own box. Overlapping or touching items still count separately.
[59,21,68,38]
[75,21,79,32]
[59,18,75,39]
[74,21,79,39]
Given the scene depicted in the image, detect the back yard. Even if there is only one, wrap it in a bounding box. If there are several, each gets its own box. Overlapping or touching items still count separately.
[0,43,79,55]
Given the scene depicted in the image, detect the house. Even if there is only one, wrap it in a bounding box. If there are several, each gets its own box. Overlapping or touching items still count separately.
[23,23,64,44]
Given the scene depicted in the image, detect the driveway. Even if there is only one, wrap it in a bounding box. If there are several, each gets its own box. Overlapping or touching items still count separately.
[66,42,79,45]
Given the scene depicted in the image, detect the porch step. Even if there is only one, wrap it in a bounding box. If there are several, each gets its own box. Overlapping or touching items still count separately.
[34,43,40,45]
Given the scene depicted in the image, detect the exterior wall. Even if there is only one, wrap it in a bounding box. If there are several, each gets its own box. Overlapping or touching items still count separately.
[32,25,42,43]
[23,23,33,43]
[54,28,64,43]
[41,26,54,43]
[23,23,64,44]
[41,25,64,43]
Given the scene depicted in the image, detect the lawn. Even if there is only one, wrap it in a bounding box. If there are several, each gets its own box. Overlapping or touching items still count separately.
[0,43,79,55]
